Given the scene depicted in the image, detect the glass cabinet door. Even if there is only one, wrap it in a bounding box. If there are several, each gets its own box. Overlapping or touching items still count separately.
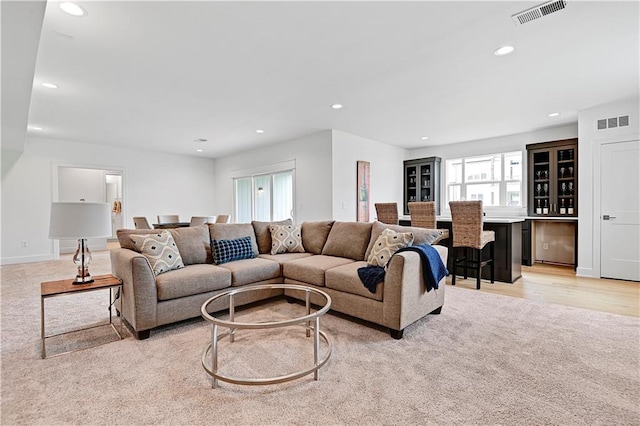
[527,140,577,217]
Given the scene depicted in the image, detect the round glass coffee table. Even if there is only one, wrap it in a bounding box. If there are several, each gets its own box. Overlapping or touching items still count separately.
[201,284,332,388]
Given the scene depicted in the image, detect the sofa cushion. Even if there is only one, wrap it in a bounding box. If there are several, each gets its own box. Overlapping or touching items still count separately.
[270,224,305,255]
[217,257,281,287]
[209,223,259,255]
[258,252,313,265]
[364,221,445,260]
[169,226,212,265]
[367,228,414,267]
[322,221,372,261]
[301,221,334,254]
[211,236,257,265]
[252,219,293,254]
[325,261,383,301]
[117,228,157,251]
[155,264,231,301]
[129,231,185,276]
[283,255,354,287]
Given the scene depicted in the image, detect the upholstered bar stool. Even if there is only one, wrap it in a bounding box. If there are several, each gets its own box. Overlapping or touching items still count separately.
[449,201,495,290]
[408,201,436,228]
[374,203,399,225]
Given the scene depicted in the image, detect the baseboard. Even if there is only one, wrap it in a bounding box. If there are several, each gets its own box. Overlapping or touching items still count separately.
[576,267,596,278]
[1,254,54,265]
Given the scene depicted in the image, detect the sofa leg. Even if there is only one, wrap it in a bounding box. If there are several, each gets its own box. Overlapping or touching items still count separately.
[135,330,150,340]
[285,296,297,304]
[389,329,404,340]
[430,307,442,315]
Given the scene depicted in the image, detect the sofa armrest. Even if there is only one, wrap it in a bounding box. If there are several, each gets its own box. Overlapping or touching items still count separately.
[382,244,448,331]
[110,247,158,333]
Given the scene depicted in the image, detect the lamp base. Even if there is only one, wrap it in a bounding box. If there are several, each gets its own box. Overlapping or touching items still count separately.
[73,266,94,284]
[72,240,94,284]
[73,275,94,284]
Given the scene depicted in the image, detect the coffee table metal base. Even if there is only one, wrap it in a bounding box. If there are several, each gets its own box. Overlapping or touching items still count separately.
[201,284,332,388]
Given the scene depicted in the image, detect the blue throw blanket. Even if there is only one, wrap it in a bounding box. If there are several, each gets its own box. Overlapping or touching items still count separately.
[357,265,386,293]
[357,244,448,293]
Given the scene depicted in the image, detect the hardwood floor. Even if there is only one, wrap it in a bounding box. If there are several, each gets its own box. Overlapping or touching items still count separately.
[447,263,640,318]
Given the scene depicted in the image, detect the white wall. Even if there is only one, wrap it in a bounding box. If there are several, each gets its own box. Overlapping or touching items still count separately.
[213,131,333,223]
[1,137,216,264]
[407,124,578,216]
[331,130,406,221]
[576,97,640,278]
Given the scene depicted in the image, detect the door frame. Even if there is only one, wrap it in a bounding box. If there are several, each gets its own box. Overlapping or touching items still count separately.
[52,162,126,260]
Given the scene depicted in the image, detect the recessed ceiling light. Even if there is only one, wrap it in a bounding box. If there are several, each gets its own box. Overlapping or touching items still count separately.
[196,149,203,153]
[493,45,515,56]
[331,104,343,109]
[548,112,561,117]
[60,2,87,17]
[256,129,264,134]
[420,136,429,140]
[31,126,44,131]
[42,82,59,89]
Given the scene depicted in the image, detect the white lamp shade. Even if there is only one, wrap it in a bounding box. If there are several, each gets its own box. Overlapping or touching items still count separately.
[49,202,112,240]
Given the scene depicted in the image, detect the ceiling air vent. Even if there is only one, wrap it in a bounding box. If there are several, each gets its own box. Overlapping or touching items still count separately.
[512,0,567,26]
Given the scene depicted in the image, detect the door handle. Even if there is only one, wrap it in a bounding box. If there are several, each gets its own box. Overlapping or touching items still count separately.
[602,215,617,220]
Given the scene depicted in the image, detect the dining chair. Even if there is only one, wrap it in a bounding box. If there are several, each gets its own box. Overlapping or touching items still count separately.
[449,200,495,290]
[189,216,216,226]
[214,214,230,223]
[408,201,436,229]
[157,215,179,224]
[374,203,399,225]
[133,216,152,229]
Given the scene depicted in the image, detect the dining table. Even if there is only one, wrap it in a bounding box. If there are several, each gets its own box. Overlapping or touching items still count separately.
[152,222,191,229]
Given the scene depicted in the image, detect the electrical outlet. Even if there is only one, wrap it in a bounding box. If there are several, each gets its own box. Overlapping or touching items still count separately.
[543,243,549,250]
[21,240,28,247]
[342,202,346,209]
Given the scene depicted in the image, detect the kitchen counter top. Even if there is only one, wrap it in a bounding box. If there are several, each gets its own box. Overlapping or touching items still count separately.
[400,216,526,224]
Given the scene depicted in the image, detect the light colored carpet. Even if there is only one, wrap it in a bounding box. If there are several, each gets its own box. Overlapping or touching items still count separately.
[1,251,639,425]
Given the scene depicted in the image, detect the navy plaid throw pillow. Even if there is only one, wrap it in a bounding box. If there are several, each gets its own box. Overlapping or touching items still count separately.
[211,236,256,265]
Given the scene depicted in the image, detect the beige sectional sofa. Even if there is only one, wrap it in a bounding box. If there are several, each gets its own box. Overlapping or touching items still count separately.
[110,220,447,340]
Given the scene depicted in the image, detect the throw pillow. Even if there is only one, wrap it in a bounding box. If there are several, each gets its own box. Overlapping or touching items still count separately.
[211,236,257,265]
[269,224,305,255]
[129,232,185,276]
[366,228,414,267]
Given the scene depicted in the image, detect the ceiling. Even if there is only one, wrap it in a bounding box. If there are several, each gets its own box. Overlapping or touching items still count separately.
[9,1,640,158]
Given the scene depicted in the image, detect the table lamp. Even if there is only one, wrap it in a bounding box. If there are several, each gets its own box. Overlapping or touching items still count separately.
[49,201,112,284]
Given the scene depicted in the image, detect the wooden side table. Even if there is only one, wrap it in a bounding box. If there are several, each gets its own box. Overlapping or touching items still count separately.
[41,274,124,359]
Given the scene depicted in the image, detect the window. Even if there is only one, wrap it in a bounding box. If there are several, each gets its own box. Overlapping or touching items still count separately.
[234,170,294,222]
[446,151,522,207]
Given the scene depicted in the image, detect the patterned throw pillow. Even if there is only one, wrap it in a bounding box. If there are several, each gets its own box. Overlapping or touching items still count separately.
[269,224,305,255]
[129,232,185,276]
[211,236,257,265]
[367,228,414,267]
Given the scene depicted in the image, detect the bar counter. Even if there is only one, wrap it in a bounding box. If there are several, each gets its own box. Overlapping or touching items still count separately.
[400,216,524,284]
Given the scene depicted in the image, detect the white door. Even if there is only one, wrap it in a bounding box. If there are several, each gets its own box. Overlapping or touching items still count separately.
[600,140,640,281]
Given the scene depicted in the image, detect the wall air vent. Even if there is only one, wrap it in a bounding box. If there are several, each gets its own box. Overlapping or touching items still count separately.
[512,0,567,26]
[597,115,630,130]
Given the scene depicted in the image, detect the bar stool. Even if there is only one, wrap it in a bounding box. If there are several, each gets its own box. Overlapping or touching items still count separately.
[408,201,436,229]
[374,203,399,225]
[449,201,495,290]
